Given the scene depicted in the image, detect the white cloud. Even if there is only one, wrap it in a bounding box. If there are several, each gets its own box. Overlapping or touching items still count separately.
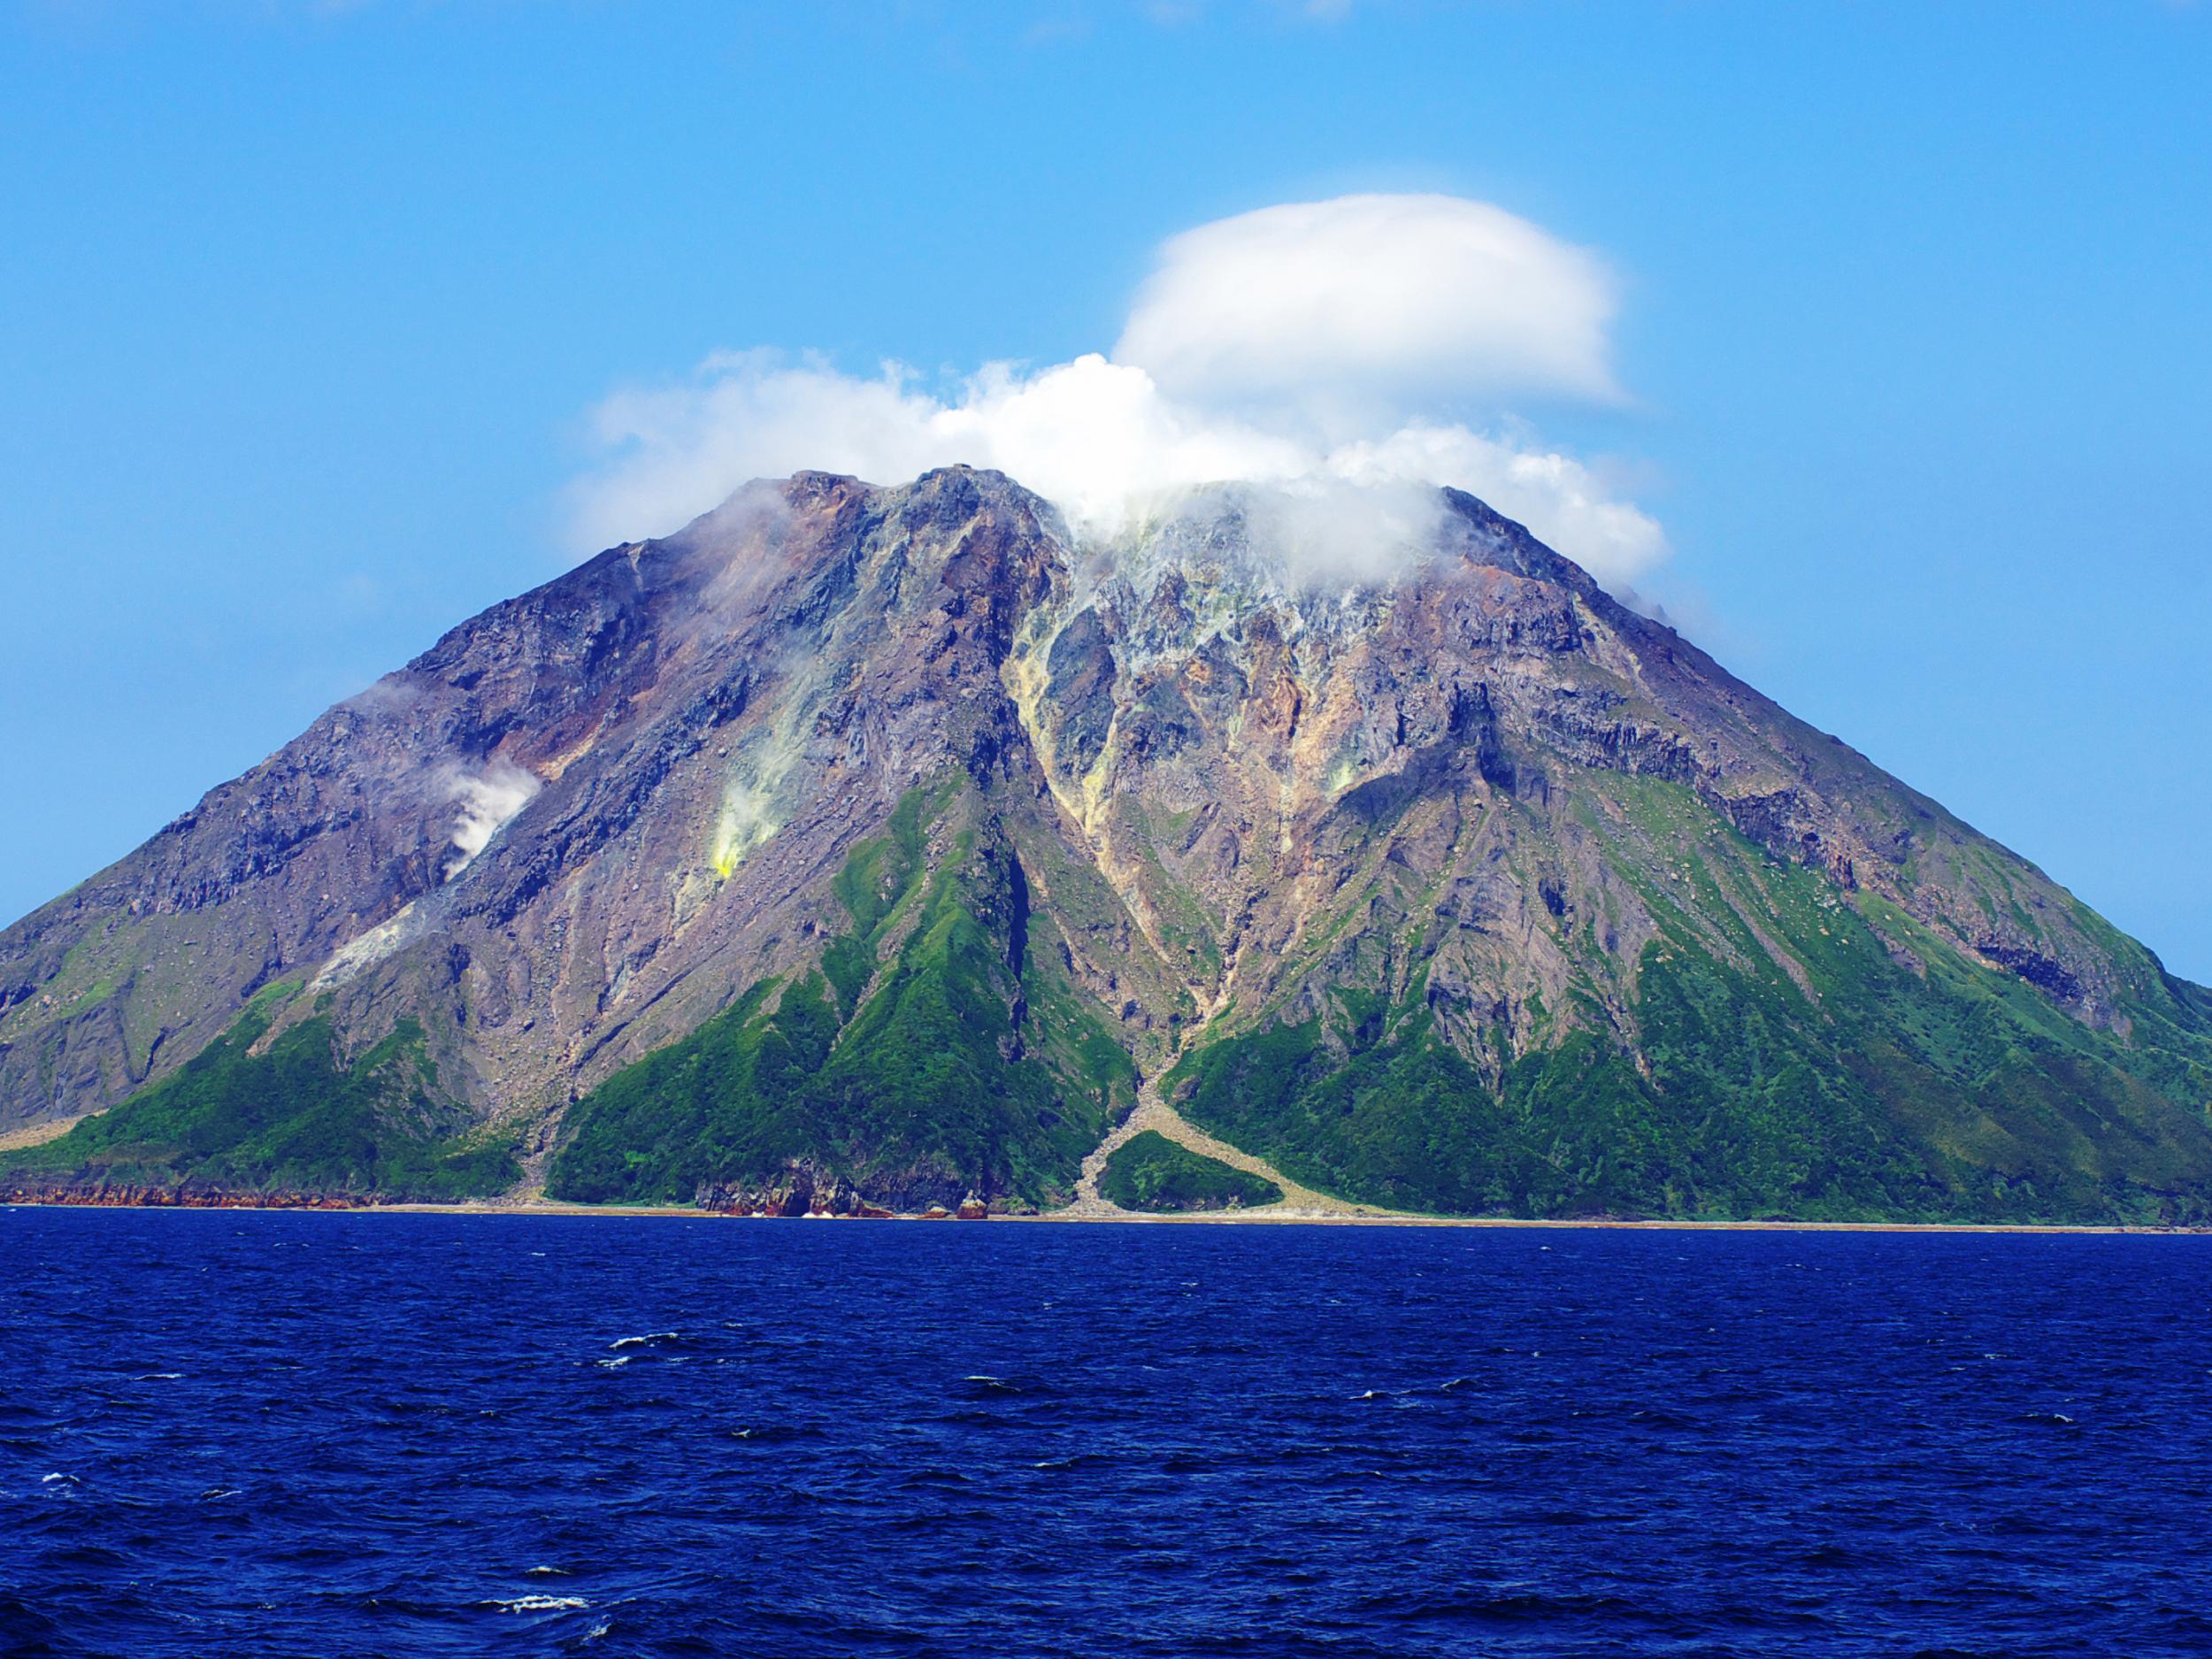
[569,193,1665,591]
[1117,194,1622,419]
[1328,424,1667,581]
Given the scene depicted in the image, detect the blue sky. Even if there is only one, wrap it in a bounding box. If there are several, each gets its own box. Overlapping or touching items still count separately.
[3,0,2208,978]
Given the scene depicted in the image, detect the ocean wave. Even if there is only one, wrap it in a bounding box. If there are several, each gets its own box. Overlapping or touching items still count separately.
[483,1594,589,1613]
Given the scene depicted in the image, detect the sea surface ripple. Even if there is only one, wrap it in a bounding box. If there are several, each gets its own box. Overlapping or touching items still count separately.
[4,1210,2211,1656]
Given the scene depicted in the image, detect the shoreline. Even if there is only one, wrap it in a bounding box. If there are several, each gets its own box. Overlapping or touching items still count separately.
[4,1193,2206,1235]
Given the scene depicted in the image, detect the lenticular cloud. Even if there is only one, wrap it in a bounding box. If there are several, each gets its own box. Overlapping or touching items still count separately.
[1117,194,1623,414]
[568,194,1666,591]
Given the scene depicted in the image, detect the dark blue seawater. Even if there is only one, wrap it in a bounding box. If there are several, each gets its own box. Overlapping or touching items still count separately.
[4,1211,2211,1657]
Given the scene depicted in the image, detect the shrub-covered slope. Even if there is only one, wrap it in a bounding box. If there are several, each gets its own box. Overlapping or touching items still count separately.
[1100,1130,1282,1213]
[8,985,518,1201]
[548,783,1136,1210]
[1168,777,2212,1223]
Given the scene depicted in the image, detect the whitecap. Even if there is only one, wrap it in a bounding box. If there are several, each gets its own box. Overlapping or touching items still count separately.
[135,1372,184,1381]
[41,1471,75,1485]
[486,1594,588,1613]
[595,1356,632,1370]
[610,1332,679,1350]
[524,1566,567,1578]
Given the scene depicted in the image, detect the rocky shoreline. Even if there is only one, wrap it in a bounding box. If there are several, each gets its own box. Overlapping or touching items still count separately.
[4,1181,358,1210]
[1,1178,994,1220]
[8,1182,2210,1235]
[693,1172,991,1219]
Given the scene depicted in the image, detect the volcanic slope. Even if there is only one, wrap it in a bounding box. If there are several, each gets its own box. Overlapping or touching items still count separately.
[4,467,2209,1219]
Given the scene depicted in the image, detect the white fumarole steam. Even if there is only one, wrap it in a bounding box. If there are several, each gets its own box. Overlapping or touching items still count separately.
[442,759,541,879]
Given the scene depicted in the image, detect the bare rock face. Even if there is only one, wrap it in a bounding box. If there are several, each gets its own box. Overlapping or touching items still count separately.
[4,466,2209,1221]
[1008,484,2172,1076]
[0,470,1110,1128]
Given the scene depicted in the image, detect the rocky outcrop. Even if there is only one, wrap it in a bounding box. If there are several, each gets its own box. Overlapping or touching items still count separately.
[695,1168,879,1217]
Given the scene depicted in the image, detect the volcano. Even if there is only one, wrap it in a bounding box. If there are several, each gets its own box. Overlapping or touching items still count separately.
[7,468,2210,1221]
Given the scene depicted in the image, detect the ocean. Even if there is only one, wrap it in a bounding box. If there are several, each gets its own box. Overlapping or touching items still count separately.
[4,1209,2209,1656]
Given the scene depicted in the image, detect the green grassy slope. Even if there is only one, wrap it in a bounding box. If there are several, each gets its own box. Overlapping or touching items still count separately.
[1171,780,2212,1224]
[1099,1130,1281,1212]
[4,985,518,1200]
[549,782,1138,1209]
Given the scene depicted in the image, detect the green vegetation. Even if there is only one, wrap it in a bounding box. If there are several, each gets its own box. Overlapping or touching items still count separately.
[1100,1130,1280,1211]
[540,976,838,1205]
[557,766,2212,1224]
[1171,780,2212,1225]
[821,780,938,1014]
[549,782,1138,1208]
[6,985,518,1200]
